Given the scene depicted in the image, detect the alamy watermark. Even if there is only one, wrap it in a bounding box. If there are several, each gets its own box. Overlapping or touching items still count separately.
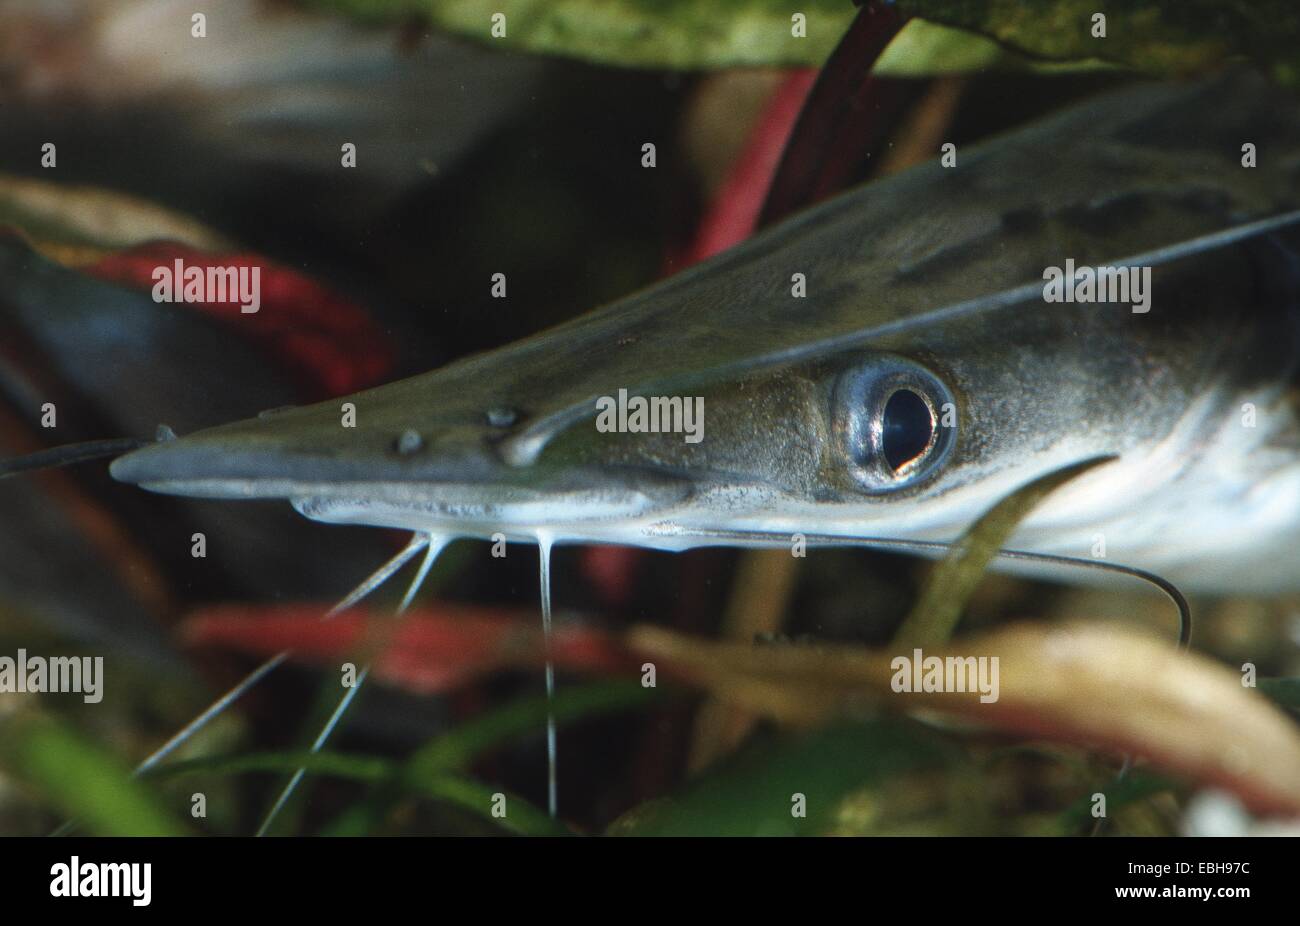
[152,258,261,313]
[595,388,704,444]
[50,857,150,906]
[1042,260,1151,313]
[890,647,999,704]
[0,649,103,703]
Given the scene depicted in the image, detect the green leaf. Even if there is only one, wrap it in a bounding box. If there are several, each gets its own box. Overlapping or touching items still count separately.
[307,0,1095,75]
[878,18,1007,75]
[0,715,185,836]
[306,1,1280,78]
[309,0,853,69]
[896,1,1300,85]
[892,456,1113,648]
[875,18,1102,77]
[608,720,958,836]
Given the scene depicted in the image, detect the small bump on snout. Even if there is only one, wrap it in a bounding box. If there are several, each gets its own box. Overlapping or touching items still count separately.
[394,429,424,455]
[485,406,517,428]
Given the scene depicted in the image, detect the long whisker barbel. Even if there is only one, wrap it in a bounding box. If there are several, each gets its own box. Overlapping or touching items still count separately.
[0,437,149,479]
[669,527,1189,837]
[49,532,431,837]
[662,528,1192,649]
[254,534,445,836]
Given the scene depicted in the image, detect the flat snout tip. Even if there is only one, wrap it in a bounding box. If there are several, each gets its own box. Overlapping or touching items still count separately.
[109,435,240,488]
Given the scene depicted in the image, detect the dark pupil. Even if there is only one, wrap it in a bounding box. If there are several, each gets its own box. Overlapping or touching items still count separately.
[881,389,933,471]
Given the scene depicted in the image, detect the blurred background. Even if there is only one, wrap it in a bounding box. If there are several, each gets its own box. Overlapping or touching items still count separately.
[0,0,1297,836]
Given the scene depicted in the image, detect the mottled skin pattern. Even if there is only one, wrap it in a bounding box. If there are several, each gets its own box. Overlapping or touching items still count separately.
[113,72,1300,592]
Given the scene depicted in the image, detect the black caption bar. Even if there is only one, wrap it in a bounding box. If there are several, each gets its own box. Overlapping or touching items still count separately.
[0,835,1286,914]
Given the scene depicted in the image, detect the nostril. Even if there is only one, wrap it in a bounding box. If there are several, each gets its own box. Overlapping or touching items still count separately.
[485,406,517,428]
[394,429,424,455]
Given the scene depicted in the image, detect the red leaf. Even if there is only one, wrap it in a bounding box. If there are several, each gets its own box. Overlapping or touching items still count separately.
[683,69,817,264]
[579,546,645,608]
[87,242,393,398]
[757,1,909,227]
[183,603,636,695]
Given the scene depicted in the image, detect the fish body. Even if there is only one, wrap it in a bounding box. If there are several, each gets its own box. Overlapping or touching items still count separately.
[111,72,1300,593]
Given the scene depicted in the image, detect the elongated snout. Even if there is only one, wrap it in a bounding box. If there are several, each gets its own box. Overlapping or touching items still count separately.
[109,399,510,497]
[108,380,697,543]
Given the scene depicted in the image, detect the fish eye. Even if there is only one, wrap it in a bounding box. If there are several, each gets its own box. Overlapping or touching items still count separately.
[833,356,956,494]
[881,388,935,473]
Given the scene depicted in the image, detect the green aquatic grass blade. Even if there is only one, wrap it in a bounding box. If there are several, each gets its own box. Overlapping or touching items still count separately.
[420,778,569,835]
[342,679,657,835]
[892,456,1113,649]
[0,715,185,836]
[407,679,656,777]
[152,750,392,782]
[149,749,566,834]
[1058,770,1176,831]
[609,719,959,836]
[151,681,655,834]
